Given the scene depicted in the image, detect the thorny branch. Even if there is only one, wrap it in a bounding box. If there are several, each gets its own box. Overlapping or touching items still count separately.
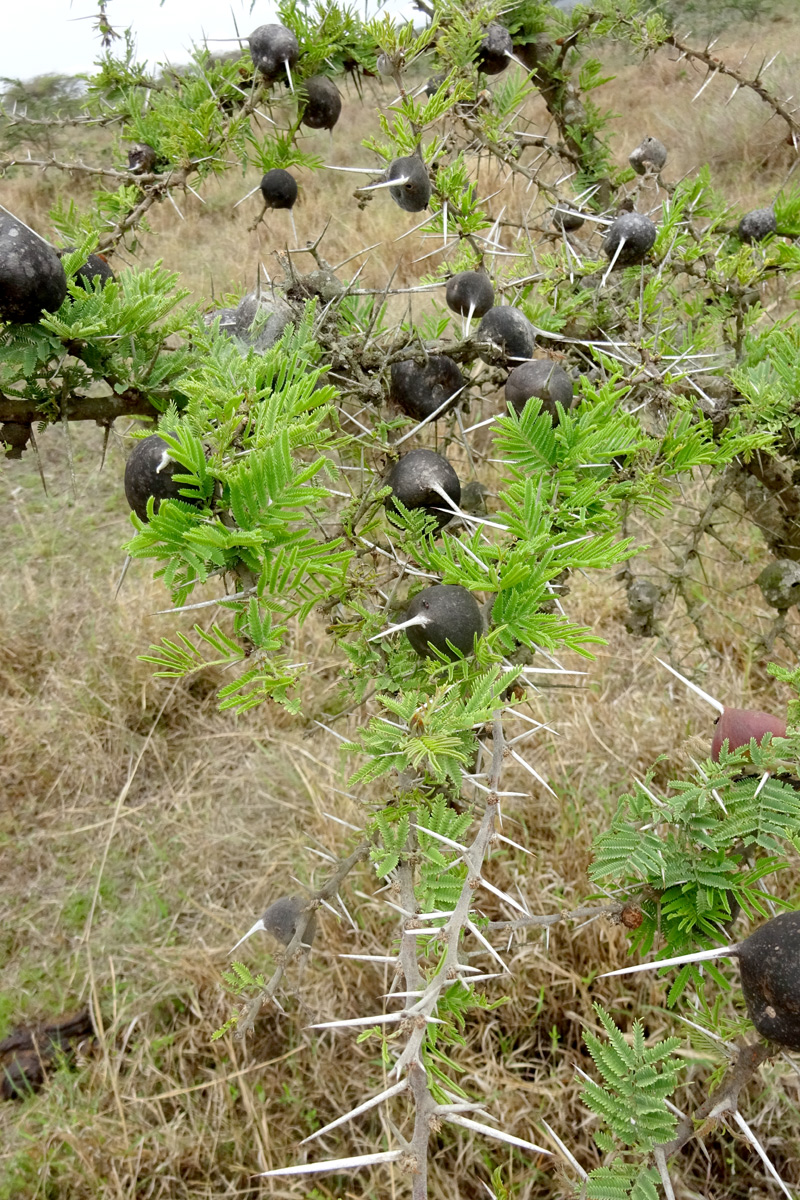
[666,33,800,146]
[386,714,545,1199]
[0,154,156,183]
[235,840,370,1040]
[657,1039,773,1160]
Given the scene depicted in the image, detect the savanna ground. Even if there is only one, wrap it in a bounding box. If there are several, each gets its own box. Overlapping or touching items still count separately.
[2,5,800,1197]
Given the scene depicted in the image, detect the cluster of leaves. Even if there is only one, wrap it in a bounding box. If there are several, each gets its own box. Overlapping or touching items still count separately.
[591,730,800,1005]
[580,1005,683,1200]
[0,245,193,418]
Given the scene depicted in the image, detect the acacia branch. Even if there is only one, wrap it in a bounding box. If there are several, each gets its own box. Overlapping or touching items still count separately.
[657,1040,773,1160]
[0,387,161,428]
[666,34,800,143]
[97,166,191,252]
[0,111,124,129]
[236,840,370,1040]
[0,154,155,183]
[486,900,626,932]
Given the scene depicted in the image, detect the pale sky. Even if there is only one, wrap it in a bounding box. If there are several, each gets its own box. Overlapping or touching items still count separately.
[1,0,408,82]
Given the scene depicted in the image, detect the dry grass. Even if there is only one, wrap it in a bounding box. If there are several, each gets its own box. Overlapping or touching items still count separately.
[2,10,800,1200]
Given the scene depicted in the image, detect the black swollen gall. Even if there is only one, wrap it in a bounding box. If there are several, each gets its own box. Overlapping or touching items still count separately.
[388,156,431,213]
[248,24,300,85]
[260,169,298,211]
[445,271,494,319]
[0,212,67,324]
[738,207,778,244]
[477,306,536,365]
[505,359,575,420]
[127,143,156,173]
[738,911,800,1049]
[233,289,294,352]
[404,584,484,660]
[59,248,115,289]
[123,434,201,522]
[424,73,446,98]
[552,205,585,232]
[603,212,657,267]
[476,23,513,75]
[757,559,800,612]
[628,135,667,175]
[203,307,238,338]
[299,76,342,130]
[384,449,461,533]
[389,355,465,422]
[230,895,317,955]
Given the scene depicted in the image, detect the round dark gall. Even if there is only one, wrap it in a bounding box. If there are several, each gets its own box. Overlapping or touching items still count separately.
[385,448,461,532]
[124,434,200,523]
[388,156,431,213]
[505,359,574,419]
[248,25,299,84]
[757,559,800,612]
[603,212,657,266]
[477,306,536,365]
[127,143,156,173]
[300,76,342,130]
[389,355,465,422]
[260,168,298,210]
[738,911,800,1050]
[552,205,585,232]
[476,23,513,75]
[405,584,484,660]
[60,248,115,289]
[0,212,67,324]
[445,271,494,318]
[628,136,667,175]
[738,207,777,244]
[262,895,317,948]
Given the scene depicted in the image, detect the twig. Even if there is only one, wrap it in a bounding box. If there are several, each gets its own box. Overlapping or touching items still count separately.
[657,1040,773,1160]
[666,33,800,143]
[236,841,370,1039]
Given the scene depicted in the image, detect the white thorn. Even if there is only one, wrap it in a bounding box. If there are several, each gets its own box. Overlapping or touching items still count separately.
[479,875,528,914]
[540,1118,588,1179]
[466,920,510,970]
[260,1150,404,1177]
[732,1111,793,1199]
[600,943,739,978]
[229,918,266,955]
[234,183,261,209]
[510,749,557,797]
[445,1113,551,1156]
[338,953,398,962]
[415,822,469,853]
[600,236,627,288]
[368,613,430,641]
[394,384,468,446]
[300,1079,408,1144]
[655,657,725,714]
[323,163,388,173]
[362,176,410,191]
[310,1013,405,1029]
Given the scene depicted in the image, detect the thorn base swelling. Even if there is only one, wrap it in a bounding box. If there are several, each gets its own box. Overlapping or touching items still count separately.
[404,584,483,659]
[0,212,67,323]
[385,448,461,532]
